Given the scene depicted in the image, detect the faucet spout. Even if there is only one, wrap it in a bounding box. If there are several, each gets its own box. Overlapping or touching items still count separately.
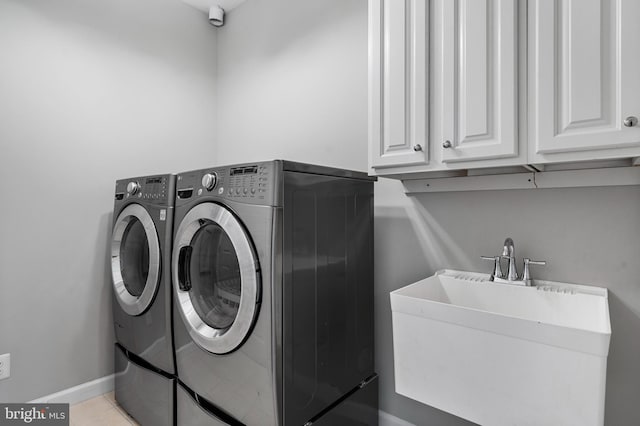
[502,237,515,257]
[502,237,518,281]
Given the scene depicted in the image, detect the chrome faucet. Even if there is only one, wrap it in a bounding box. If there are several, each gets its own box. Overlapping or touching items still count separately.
[502,237,518,281]
[481,237,546,286]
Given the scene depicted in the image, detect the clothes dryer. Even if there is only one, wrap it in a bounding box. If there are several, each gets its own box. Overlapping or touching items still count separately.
[111,174,176,426]
[172,161,378,425]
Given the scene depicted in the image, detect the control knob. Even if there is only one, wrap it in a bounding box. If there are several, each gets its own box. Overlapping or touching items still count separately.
[201,173,218,191]
[126,181,140,195]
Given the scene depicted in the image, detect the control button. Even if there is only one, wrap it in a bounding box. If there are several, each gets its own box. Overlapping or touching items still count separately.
[197,188,203,196]
[243,188,248,194]
[251,188,256,194]
[235,188,241,195]
[228,189,233,195]
[201,173,218,191]
[126,181,140,196]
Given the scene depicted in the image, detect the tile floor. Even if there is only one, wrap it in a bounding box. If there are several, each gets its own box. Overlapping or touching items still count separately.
[70,392,139,426]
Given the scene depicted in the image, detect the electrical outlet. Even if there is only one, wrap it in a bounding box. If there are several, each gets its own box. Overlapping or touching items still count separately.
[0,353,10,380]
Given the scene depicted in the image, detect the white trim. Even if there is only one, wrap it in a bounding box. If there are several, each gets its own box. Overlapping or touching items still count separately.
[30,375,114,405]
[379,410,417,426]
[403,166,640,193]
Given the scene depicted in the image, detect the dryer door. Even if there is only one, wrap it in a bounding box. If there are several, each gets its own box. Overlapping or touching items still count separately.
[172,202,260,355]
[111,204,161,316]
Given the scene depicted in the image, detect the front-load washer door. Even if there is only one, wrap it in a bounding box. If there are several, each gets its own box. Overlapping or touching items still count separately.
[111,204,161,316]
[173,202,260,355]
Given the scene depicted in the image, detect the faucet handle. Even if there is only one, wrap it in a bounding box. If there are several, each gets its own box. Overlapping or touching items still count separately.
[522,258,546,286]
[481,256,503,281]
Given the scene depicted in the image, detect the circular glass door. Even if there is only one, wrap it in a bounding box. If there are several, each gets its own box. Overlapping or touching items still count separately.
[173,202,260,355]
[111,204,161,316]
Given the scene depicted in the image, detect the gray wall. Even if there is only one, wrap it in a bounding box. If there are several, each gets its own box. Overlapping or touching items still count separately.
[0,0,218,403]
[216,0,640,425]
[216,0,367,170]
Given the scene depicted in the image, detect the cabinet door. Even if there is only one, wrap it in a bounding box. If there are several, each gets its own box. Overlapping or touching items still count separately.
[369,0,428,169]
[529,0,640,157]
[440,0,519,163]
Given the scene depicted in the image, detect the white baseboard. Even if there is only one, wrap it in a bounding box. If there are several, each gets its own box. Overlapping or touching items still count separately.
[379,410,416,426]
[30,375,114,405]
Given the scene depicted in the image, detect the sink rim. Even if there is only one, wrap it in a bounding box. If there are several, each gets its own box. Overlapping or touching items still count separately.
[392,268,609,296]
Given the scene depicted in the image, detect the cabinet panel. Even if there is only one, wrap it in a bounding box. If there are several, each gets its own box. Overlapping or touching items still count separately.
[441,0,519,163]
[369,0,428,169]
[530,0,640,157]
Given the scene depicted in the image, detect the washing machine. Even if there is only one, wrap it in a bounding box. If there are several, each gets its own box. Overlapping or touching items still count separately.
[171,160,378,425]
[111,174,176,426]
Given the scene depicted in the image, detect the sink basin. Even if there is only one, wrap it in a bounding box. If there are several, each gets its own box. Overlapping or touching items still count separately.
[390,270,611,426]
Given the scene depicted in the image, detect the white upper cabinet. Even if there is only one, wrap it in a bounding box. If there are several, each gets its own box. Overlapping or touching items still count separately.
[440,0,519,163]
[529,0,640,163]
[370,0,526,176]
[369,0,429,169]
[369,0,640,178]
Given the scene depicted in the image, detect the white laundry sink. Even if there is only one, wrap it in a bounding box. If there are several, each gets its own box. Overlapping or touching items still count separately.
[390,270,611,426]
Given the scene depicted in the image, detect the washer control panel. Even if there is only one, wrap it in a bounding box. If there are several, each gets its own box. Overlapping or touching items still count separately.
[176,162,276,206]
[115,175,170,203]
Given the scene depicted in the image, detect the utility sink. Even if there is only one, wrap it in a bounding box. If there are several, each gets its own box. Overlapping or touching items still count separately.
[390,270,611,426]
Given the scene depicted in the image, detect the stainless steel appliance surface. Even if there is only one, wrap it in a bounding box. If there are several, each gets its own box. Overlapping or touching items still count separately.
[111,174,176,425]
[114,343,174,426]
[172,160,377,425]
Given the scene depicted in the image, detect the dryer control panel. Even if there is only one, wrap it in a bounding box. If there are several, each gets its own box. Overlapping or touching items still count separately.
[176,161,278,206]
